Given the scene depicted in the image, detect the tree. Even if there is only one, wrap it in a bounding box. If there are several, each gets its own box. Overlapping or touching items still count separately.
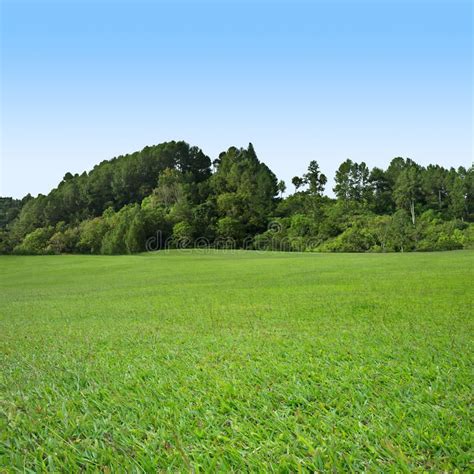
[333,159,353,201]
[394,164,422,225]
[0,198,22,229]
[369,167,393,214]
[2,140,472,256]
[13,226,55,255]
[77,216,110,254]
[125,207,146,253]
[303,161,327,196]
[172,221,194,247]
[154,168,185,208]
[277,180,286,198]
[422,164,448,211]
[216,217,244,242]
[334,159,372,203]
[389,210,415,252]
[369,215,392,252]
[211,144,278,236]
[448,175,466,220]
[354,162,371,202]
[292,176,304,192]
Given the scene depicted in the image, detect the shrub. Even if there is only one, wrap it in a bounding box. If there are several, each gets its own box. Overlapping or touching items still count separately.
[13,227,55,255]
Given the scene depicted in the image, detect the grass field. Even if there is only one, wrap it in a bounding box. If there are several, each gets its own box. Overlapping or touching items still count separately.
[0,250,472,471]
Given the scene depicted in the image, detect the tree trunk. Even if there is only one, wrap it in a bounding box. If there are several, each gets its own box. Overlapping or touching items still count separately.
[410,199,415,225]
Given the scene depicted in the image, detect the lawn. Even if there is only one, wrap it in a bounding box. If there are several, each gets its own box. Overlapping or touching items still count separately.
[0,250,472,471]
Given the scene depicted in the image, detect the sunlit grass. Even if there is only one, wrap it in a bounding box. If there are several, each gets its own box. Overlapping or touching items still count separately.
[0,250,472,471]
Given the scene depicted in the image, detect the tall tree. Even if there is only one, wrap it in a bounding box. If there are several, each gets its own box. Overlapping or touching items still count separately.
[333,159,353,201]
[303,161,327,196]
[211,144,278,237]
[369,167,393,214]
[422,164,448,211]
[394,164,422,225]
[277,180,286,198]
[292,176,304,192]
[448,174,466,220]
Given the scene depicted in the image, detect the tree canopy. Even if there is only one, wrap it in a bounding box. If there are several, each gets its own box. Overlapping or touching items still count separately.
[1,141,473,255]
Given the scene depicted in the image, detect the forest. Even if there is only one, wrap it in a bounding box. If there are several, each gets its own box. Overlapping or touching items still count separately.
[1,140,473,255]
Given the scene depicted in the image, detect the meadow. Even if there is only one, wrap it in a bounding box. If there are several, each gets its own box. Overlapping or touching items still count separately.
[0,250,472,471]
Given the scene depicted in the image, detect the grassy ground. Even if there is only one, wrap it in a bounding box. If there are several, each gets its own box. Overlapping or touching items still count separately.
[0,250,472,471]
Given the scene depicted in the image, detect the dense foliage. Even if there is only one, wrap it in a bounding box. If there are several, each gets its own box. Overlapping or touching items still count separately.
[1,141,473,254]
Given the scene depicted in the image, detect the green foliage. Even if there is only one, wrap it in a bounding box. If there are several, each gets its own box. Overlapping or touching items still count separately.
[10,141,211,237]
[334,159,371,203]
[124,207,147,254]
[172,221,194,247]
[216,216,244,241]
[0,229,16,254]
[47,227,80,254]
[303,160,327,196]
[13,226,55,255]
[211,144,278,236]
[319,221,376,253]
[416,212,468,251]
[393,163,422,225]
[369,167,394,214]
[0,197,23,229]
[1,141,473,254]
[77,217,111,254]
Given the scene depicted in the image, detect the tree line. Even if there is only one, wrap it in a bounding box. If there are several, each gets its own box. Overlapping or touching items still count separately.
[0,140,472,254]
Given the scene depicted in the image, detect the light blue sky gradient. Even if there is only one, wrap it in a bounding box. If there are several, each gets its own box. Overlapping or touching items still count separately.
[1,0,472,198]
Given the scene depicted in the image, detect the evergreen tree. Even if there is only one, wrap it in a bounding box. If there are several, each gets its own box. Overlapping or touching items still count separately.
[303,161,326,196]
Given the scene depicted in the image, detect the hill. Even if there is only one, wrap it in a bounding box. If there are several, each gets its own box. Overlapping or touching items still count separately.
[1,141,473,254]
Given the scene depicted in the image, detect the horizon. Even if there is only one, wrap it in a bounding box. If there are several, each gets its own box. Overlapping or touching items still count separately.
[1,0,473,199]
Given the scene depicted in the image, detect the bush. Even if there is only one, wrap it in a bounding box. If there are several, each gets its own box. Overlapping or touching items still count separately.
[416,216,467,251]
[172,221,194,248]
[47,227,80,254]
[13,227,55,255]
[318,225,376,252]
[77,217,110,254]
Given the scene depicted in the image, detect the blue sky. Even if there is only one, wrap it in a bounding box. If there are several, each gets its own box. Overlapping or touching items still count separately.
[1,0,472,198]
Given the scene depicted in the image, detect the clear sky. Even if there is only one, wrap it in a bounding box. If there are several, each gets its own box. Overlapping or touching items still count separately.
[1,0,472,198]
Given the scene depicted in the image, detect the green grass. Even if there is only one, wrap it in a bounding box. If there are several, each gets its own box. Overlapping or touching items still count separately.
[0,250,472,472]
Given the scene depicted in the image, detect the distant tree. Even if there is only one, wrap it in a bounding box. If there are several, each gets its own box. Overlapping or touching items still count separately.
[448,175,466,220]
[422,164,448,211]
[2,139,472,255]
[154,168,185,208]
[125,206,146,253]
[386,157,408,186]
[211,144,278,236]
[354,162,372,203]
[13,226,55,255]
[303,160,327,196]
[389,210,415,252]
[394,164,422,225]
[0,197,22,229]
[216,216,244,241]
[333,159,353,201]
[277,180,286,198]
[292,176,304,192]
[77,216,110,254]
[172,221,194,247]
[369,167,393,214]
[334,159,371,203]
[369,215,392,252]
